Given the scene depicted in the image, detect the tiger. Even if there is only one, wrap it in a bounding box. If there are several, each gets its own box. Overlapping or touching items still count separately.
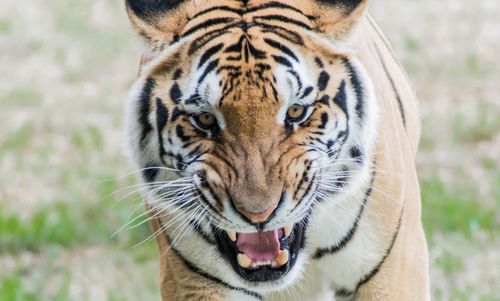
[124,0,430,300]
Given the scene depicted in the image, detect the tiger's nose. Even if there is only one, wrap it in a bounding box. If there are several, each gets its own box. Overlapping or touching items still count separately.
[237,203,279,224]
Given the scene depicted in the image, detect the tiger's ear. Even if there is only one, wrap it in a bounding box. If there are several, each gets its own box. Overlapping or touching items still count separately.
[306,0,369,41]
[125,0,191,49]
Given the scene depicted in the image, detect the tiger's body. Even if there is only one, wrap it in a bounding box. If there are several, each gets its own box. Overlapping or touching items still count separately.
[124,1,429,300]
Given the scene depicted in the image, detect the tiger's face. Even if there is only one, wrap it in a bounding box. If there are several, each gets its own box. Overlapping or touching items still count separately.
[126,0,375,291]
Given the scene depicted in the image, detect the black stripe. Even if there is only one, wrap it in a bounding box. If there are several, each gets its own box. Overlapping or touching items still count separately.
[344,59,364,119]
[196,187,231,223]
[198,59,219,84]
[170,83,182,104]
[172,69,183,80]
[159,228,262,300]
[291,172,317,213]
[247,41,267,60]
[243,40,250,62]
[272,55,292,68]
[287,70,303,96]
[224,35,245,53]
[176,125,190,142]
[333,80,348,116]
[190,6,243,20]
[182,17,235,38]
[170,107,184,122]
[313,170,376,259]
[263,38,299,62]
[156,98,169,132]
[190,220,217,245]
[156,98,169,157]
[171,246,263,300]
[348,145,364,164]
[300,86,313,99]
[315,57,324,68]
[138,77,156,144]
[188,28,231,54]
[317,71,330,91]
[318,95,330,105]
[141,162,160,182]
[333,206,405,298]
[319,112,329,129]
[335,287,354,298]
[246,2,313,20]
[367,16,405,74]
[255,14,312,30]
[205,179,224,211]
[357,206,404,288]
[198,43,224,68]
[258,23,304,45]
[373,43,407,128]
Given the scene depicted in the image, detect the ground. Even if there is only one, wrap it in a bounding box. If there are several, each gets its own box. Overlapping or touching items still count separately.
[0,0,498,300]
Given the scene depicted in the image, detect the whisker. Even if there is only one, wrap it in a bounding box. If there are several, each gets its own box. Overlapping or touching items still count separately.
[105,166,183,182]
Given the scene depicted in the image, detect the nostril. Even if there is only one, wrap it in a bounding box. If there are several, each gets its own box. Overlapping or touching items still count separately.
[238,203,279,225]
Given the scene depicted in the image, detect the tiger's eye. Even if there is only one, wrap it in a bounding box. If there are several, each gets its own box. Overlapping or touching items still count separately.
[287,105,306,120]
[197,112,216,128]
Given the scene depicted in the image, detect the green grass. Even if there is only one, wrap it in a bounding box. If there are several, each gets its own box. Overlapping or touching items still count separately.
[0,269,71,301]
[0,274,43,301]
[0,87,42,107]
[0,176,159,300]
[0,19,12,34]
[0,200,153,254]
[452,103,500,144]
[0,123,35,157]
[0,203,80,252]
[421,176,498,240]
[0,174,156,254]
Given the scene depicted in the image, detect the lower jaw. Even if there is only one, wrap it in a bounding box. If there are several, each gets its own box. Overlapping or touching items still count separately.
[214,221,307,283]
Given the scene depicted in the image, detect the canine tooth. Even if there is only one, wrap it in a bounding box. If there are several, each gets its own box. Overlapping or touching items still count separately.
[237,253,252,268]
[227,231,237,242]
[276,250,289,266]
[271,260,278,268]
[284,224,293,237]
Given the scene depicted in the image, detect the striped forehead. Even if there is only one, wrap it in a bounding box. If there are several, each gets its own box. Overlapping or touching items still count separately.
[173,1,317,105]
[183,35,317,101]
[143,1,349,129]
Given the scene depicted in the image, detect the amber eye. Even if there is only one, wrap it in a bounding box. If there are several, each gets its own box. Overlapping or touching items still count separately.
[286,105,307,122]
[194,112,217,130]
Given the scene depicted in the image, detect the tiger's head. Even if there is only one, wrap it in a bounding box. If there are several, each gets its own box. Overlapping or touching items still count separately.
[125,0,377,291]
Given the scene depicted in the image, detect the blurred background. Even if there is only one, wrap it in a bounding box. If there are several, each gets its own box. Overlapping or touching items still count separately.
[0,0,498,300]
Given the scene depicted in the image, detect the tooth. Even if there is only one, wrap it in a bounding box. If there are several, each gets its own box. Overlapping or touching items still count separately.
[276,250,289,266]
[284,225,293,237]
[237,253,252,268]
[227,231,236,242]
[271,260,278,268]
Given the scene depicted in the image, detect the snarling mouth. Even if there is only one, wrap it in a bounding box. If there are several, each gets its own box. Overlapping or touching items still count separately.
[215,222,306,282]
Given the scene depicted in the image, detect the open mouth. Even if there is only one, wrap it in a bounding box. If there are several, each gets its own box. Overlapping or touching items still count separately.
[214,222,306,282]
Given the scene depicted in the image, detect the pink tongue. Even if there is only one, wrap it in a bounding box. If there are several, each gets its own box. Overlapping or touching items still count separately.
[236,230,280,261]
